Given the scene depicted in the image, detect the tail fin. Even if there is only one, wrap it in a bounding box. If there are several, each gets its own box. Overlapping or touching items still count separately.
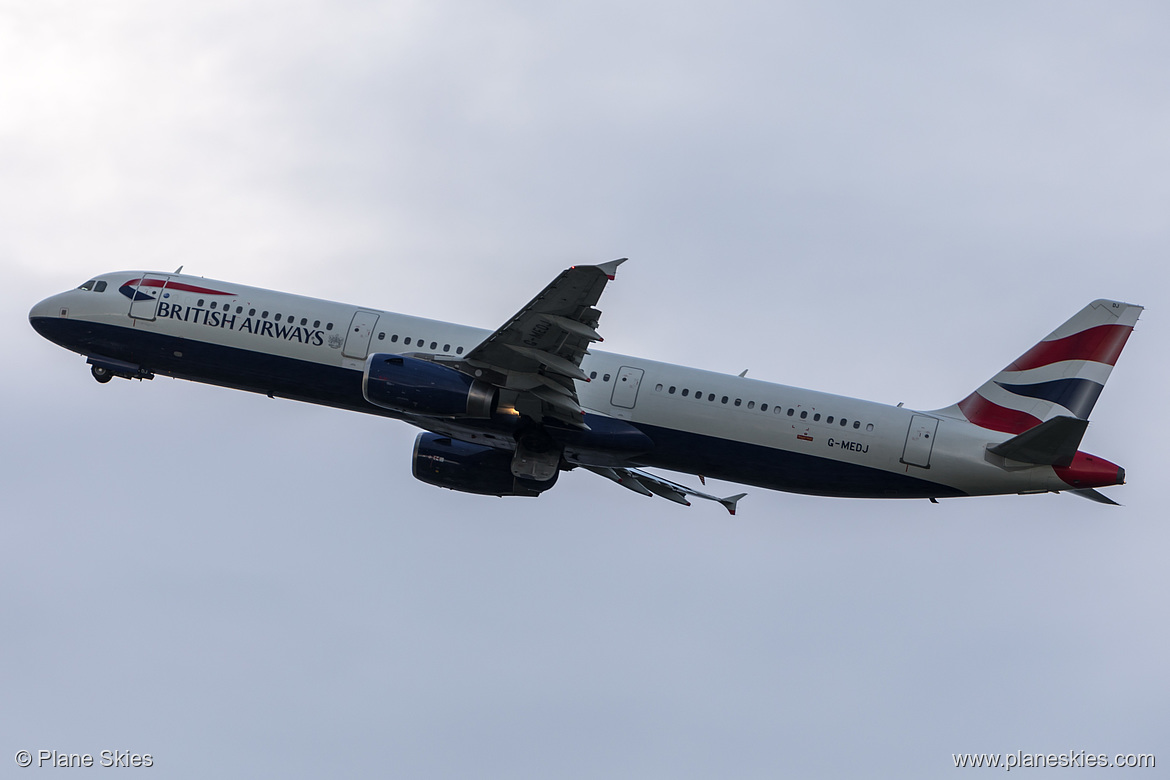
[934,299,1143,434]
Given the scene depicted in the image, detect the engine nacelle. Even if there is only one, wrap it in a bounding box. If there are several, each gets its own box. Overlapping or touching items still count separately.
[363,354,496,418]
[412,433,559,497]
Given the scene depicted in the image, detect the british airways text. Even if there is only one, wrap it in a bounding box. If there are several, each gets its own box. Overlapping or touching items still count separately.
[157,301,326,346]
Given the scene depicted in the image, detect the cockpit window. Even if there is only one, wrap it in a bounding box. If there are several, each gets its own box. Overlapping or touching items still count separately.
[94,281,107,292]
[78,280,96,291]
[77,280,109,292]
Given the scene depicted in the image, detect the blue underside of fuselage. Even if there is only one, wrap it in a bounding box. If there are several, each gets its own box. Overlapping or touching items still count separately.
[31,316,966,499]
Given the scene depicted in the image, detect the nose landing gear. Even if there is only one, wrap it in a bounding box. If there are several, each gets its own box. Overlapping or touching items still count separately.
[85,355,155,383]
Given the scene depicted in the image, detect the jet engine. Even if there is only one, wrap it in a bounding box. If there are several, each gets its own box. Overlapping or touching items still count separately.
[412,433,559,497]
[363,354,496,418]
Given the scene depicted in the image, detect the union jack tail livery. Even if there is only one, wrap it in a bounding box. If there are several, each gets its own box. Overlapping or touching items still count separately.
[936,299,1143,435]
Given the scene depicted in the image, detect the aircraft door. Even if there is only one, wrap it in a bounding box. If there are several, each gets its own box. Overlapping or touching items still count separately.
[611,366,645,409]
[343,311,380,359]
[901,415,939,468]
[127,274,169,320]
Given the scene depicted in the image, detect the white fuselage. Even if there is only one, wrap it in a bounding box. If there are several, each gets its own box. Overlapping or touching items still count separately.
[29,271,1115,501]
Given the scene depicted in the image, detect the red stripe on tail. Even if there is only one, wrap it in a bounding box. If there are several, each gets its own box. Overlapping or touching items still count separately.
[957,393,1043,434]
[1008,324,1133,371]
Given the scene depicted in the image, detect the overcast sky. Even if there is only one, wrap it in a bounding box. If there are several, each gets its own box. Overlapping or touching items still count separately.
[2,2,1168,777]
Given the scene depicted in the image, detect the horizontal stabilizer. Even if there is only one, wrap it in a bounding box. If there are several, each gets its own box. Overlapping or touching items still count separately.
[1068,488,1121,506]
[987,416,1088,467]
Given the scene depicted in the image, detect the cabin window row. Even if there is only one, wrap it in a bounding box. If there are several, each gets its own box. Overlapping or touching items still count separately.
[654,383,875,432]
[376,332,465,355]
[195,299,335,330]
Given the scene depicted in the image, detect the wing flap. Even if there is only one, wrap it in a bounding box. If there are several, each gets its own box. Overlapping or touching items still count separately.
[451,260,626,425]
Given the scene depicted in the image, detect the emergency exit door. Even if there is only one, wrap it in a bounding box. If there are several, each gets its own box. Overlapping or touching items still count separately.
[343,311,381,359]
[611,366,645,409]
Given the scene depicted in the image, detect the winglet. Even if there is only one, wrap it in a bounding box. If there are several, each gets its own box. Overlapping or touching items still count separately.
[720,493,747,516]
[595,257,627,280]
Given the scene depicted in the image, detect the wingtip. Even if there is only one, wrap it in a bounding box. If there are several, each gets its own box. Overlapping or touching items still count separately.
[720,492,748,515]
[596,257,627,280]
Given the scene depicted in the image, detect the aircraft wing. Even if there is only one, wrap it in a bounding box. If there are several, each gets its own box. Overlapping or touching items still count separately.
[444,259,625,428]
[586,465,747,515]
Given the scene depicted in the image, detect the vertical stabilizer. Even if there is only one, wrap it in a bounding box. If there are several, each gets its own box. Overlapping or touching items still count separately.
[934,299,1142,434]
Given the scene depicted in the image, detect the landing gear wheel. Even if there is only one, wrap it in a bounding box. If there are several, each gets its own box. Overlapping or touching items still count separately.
[91,365,113,383]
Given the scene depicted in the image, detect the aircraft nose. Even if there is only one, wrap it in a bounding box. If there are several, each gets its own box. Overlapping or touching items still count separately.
[29,292,70,339]
[30,295,58,320]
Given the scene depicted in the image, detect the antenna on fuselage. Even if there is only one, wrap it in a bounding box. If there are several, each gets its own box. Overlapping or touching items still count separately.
[174,265,184,274]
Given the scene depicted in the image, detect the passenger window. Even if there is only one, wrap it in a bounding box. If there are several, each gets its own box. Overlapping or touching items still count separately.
[787,408,795,416]
[603,374,611,382]
[249,309,256,316]
[721,396,729,404]
[404,337,412,346]
[238,306,245,314]
[813,413,821,421]
[708,393,715,402]
[430,341,437,350]
[748,401,755,409]
[391,334,399,343]
[274,313,282,322]
[262,311,269,318]
[840,418,848,427]
[590,371,597,379]
[301,318,307,326]
[456,346,464,354]
[826,416,833,424]
[682,389,690,397]
[864,422,871,431]
[313,320,320,328]
[669,386,676,394]
[377,333,385,340]
[759,403,767,411]
[198,299,205,306]
[326,323,333,330]
[734,399,742,407]
[210,301,217,309]
[655,384,663,392]
[444,344,451,352]
[800,411,808,419]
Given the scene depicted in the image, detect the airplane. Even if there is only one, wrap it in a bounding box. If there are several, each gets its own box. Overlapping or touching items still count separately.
[28,260,1142,512]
